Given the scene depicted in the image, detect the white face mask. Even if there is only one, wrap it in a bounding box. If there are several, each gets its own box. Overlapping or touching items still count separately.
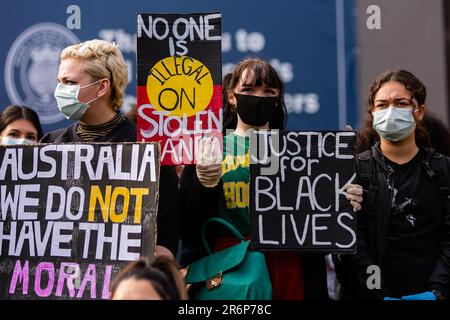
[54,80,101,120]
[372,106,417,142]
[1,137,36,145]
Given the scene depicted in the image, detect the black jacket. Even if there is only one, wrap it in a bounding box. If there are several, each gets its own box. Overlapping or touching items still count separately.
[40,118,180,255]
[180,165,329,300]
[40,118,137,143]
[334,143,450,299]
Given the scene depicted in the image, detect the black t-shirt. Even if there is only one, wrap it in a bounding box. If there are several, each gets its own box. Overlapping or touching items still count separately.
[384,149,443,296]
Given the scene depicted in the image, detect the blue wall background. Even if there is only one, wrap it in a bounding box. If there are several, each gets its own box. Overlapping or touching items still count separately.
[0,0,357,134]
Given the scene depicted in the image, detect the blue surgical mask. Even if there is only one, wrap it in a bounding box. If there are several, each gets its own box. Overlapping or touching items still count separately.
[1,137,35,145]
[372,106,416,142]
[54,80,101,120]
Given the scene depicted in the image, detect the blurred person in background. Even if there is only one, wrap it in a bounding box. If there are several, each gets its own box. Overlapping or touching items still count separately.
[111,256,188,300]
[0,104,43,145]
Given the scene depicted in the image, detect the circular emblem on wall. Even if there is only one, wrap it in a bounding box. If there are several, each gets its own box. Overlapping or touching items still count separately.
[5,23,80,124]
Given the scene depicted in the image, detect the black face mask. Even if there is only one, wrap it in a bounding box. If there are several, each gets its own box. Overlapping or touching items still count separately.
[234,93,278,127]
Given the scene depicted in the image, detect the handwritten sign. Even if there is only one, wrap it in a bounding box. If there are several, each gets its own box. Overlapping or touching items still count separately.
[249,130,357,252]
[137,13,223,165]
[0,142,159,299]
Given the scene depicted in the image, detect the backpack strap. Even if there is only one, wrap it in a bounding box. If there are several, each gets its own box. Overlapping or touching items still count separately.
[423,151,450,213]
[357,149,378,215]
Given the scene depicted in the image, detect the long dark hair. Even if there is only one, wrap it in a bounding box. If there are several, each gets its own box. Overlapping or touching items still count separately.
[223,58,287,133]
[0,105,43,139]
[110,256,188,300]
[357,70,430,152]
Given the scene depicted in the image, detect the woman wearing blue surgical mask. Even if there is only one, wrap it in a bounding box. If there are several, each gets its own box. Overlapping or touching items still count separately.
[41,39,133,143]
[0,105,43,145]
[41,39,180,261]
[334,70,450,301]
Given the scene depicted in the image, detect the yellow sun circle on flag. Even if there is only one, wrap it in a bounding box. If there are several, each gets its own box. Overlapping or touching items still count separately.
[146,56,214,118]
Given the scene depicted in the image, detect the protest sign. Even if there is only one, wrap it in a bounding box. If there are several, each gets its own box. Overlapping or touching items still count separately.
[249,130,356,252]
[137,12,223,165]
[0,142,159,299]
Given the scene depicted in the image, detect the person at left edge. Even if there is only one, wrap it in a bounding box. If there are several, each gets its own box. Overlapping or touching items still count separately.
[40,39,179,258]
[0,104,43,145]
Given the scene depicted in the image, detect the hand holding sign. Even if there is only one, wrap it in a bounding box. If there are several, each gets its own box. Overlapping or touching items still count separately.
[250,130,358,252]
[196,136,222,188]
[345,184,363,212]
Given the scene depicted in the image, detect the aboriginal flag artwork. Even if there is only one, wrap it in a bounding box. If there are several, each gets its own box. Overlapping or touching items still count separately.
[136,13,223,165]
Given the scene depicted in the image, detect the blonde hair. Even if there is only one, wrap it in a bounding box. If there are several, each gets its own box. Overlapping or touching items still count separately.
[61,39,128,110]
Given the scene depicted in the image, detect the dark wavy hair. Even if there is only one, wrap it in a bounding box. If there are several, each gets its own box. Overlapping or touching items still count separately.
[110,256,188,300]
[357,70,430,152]
[0,105,43,140]
[223,58,287,132]
[421,111,450,156]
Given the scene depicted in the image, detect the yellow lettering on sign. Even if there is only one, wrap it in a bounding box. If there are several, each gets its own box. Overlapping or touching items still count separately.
[88,185,112,222]
[147,56,213,118]
[88,186,150,224]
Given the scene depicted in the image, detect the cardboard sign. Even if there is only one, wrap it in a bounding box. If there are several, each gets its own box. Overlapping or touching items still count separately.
[249,130,357,252]
[136,12,223,165]
[0,142,159,299]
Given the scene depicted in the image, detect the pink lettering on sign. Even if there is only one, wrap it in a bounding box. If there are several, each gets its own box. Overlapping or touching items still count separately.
[102,265,113,299]
[7,260,114,299]
[76,263,96,298]
[9,260,29,294]
[55,262,78,297]
[35,262,55,297]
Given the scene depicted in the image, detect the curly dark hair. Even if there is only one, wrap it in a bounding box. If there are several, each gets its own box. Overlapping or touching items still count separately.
[357,70,430,153]
[421,112,450,156]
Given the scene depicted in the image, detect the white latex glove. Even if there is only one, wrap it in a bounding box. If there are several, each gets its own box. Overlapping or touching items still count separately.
[196,136,222,188]
[345,184,363,212]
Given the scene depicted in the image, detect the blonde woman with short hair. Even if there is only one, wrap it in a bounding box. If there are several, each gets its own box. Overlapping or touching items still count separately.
[42,39,132,142]
[41,39,180,259]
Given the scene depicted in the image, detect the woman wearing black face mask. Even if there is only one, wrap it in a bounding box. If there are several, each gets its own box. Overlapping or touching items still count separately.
[180,58,362,300]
